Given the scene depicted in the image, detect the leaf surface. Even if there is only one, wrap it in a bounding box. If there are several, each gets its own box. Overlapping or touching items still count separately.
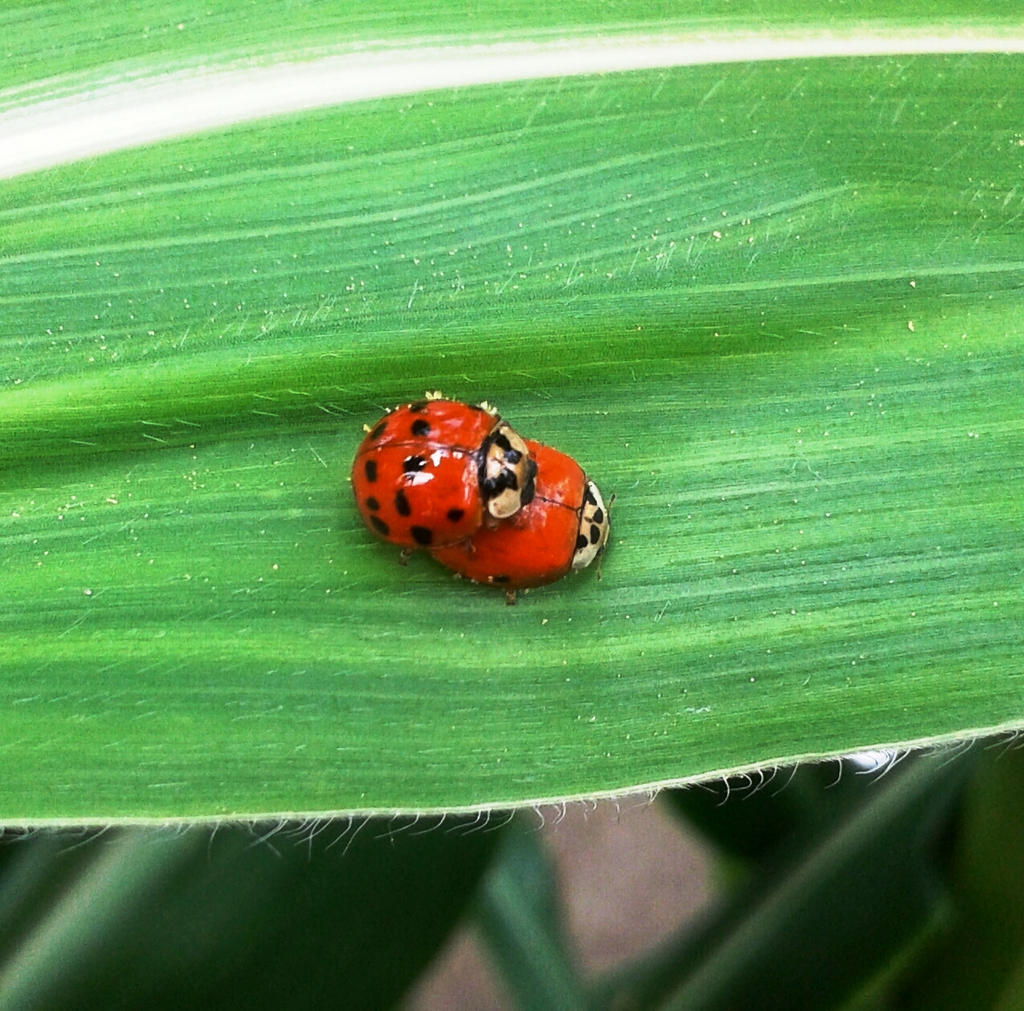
[1,10,1022,819]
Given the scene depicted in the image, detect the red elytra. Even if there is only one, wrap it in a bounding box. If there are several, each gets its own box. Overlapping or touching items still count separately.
[351,396,535,550]
[429,440,610,601]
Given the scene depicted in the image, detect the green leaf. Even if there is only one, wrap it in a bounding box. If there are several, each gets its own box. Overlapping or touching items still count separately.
[2,6,1023,819]
[594,752,974,1011]
[897,747,1024,1010]
[477,825,587,1010]
[0,816,497,1009]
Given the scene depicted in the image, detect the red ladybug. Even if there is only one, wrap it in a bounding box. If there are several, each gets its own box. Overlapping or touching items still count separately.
[352,394,537,550]
[429,440,610,603]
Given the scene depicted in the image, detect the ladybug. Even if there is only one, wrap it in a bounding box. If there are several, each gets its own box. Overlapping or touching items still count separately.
[352,394,537,550]
[429,440,610,603]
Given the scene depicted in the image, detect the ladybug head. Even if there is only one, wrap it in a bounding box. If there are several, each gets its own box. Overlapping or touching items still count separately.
[479,423,537,519]
[572,480,610,572]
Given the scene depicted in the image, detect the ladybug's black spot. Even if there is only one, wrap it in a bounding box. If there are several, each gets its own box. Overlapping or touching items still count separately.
[575,534,588,552]
[411,419,431,437]
[394,490,411,516]
[411,525,433,546]
[363,459,378,482]
[370,515,390,536]
[590,524,602,545]
[368,421,387,441]
[591,507,604,525]
[447,508,465,523]
[403,455,427,473]
[365,496,380,511]
[482,472,518,497]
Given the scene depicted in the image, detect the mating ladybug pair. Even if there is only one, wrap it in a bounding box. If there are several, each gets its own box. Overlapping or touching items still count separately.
[351,394,610,603]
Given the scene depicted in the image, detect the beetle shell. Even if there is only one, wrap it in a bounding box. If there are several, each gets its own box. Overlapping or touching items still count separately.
[429,440,610,592]
[351,397,536,549]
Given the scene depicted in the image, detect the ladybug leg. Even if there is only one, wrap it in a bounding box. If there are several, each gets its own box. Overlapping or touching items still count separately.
[504,588,518,606]
[398,547,415,566]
